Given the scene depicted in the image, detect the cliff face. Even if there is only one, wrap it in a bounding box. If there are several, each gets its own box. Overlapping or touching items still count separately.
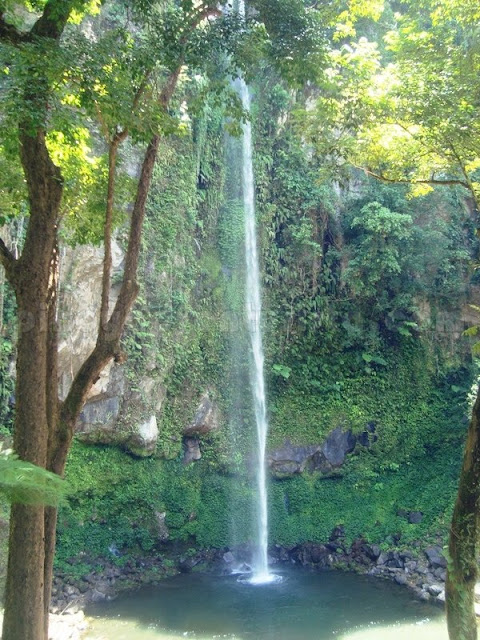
[0,78,476,575]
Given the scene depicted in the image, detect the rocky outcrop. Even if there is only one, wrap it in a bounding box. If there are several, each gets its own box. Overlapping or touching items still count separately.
[76,394,122,444]
[183,437,202,464]
[183,391,220,436]
[58,242,124,402]
[126,415,159,457]
[181,391,220,464]
[268,424,367,477]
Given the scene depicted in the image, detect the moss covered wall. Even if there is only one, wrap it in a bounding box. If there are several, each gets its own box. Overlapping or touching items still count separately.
[49,73,480,572]
[0,73,476,576]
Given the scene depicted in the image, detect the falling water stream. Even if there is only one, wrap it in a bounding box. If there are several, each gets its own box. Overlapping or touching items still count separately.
[237,21,271,583]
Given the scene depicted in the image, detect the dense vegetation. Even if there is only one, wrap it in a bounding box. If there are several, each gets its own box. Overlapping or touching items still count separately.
[0,1,479,639]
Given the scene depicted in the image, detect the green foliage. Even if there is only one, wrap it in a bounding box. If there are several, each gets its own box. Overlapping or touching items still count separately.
[0,445,65,506]
[3,0,473,580]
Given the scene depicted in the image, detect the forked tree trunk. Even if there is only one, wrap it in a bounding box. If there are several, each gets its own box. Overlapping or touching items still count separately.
[446,386,480,640]
[0,5,199,637]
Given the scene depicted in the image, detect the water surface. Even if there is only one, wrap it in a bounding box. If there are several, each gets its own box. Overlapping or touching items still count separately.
[85,568,447,640]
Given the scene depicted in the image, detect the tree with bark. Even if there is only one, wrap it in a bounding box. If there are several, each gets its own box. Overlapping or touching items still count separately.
[300,1,480,637]
[0,0,355,636]
[0,1,228,638]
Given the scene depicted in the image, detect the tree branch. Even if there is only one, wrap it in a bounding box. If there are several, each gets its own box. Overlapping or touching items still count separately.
[99,130,128,331]
[30,0,89,41]
[354,165,472,191]
[1,1,90,45]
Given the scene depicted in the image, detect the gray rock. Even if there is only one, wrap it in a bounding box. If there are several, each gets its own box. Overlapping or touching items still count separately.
[408,511,423,524]
[268,441,319,476]
[89,589,106,602]
[184,391,219,436]
[434,567,447,580]
[223,551,235,564]
[428,584,444,596]
[425,546,447,568]
[77,395,121,440]
[126,415,158,457]
[322,426,357,466]
[154,511,169,541]
[268,425,357,477]
[366,544,381,560]
[183,437,201,464]
[395,574,408,585]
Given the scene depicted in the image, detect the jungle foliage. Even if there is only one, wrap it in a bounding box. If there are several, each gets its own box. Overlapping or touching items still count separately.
[0,1,479,639]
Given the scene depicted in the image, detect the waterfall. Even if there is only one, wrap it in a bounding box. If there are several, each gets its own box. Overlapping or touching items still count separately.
[237,60,271,585]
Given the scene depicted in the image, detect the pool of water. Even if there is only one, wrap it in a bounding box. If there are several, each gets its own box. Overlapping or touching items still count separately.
[84,568,447,640]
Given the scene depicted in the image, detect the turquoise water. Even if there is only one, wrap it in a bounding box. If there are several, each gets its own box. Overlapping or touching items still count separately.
[84,568,447,640]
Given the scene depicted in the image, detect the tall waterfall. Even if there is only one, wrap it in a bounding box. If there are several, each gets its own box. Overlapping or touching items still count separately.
[237,67,271,584]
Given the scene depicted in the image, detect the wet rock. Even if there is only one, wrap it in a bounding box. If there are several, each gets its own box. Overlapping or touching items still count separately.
[395,574,408,586]
[184,391,220,436]
[223,551,235,564]
[268,426,357,477]
[428,584,444,596]
[425,546,447,568]
[89,589,106,602]
[183,437,201,464]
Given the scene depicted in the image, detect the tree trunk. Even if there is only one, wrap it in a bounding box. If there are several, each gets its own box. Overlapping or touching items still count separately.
[446,386,480,640]
[0,17,183,635]
[2,131,62,640]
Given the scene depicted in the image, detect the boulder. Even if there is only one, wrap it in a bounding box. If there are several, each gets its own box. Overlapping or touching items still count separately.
[268,441,319,476]
[428,584,444,597]
[76,395,121,444]
[183,437,201,464]
[184,391,219,436]
[425,545,447,569]
[322,426,357,466]
[223,551,235,564]
[126,415,158,457]
[408,511,423,524]
[268,426,357,477]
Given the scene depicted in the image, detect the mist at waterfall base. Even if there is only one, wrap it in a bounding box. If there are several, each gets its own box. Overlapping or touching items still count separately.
[85,568,447,640]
